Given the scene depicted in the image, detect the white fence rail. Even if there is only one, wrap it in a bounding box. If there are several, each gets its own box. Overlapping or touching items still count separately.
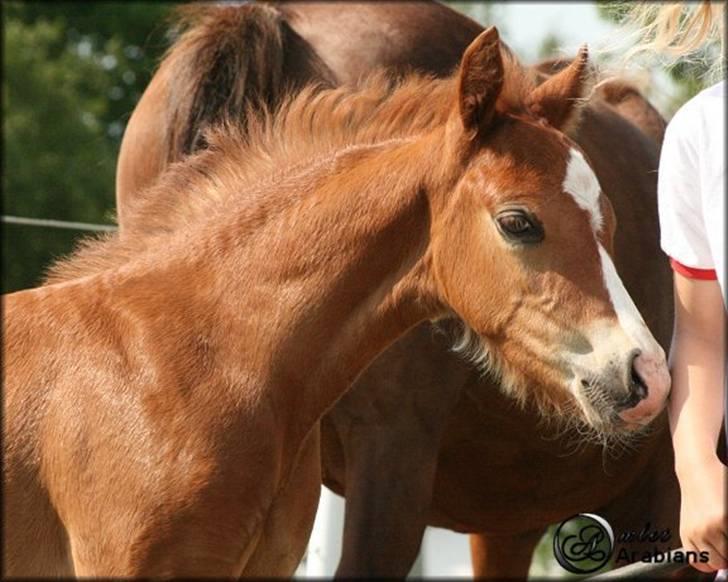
[2,215,117,232]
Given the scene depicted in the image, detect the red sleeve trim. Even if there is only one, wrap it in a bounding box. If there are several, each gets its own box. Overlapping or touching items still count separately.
[669,258,718,280]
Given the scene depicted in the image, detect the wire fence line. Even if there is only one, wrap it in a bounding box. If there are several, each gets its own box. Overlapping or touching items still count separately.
[2,215,117,233]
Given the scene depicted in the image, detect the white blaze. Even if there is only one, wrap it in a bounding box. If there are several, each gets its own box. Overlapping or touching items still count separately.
[597,244,658,351]
[562,148,664,358]
[563,149,603,233]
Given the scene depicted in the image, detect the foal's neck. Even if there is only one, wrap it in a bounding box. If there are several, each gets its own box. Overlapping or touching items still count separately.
[188,132,447,449]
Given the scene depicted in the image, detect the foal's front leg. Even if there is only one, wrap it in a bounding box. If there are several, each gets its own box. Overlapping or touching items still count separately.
[242,424,322,576]
[66,477,270,578]
[55,413,282,577]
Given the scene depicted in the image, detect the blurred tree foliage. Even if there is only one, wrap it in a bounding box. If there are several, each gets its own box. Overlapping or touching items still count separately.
[538,32,564,60]
[3,2,177,293]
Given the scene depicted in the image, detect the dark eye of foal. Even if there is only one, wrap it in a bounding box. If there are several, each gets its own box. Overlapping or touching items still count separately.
[495,209,544,244]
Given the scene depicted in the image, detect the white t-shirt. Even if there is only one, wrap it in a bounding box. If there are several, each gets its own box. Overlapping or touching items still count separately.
[658,80,726,306]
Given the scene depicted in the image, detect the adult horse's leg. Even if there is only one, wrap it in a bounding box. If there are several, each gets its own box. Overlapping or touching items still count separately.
[469,529,545,580]
[598,419,681,566]
[321,322,473,577]
[332,416,440,576]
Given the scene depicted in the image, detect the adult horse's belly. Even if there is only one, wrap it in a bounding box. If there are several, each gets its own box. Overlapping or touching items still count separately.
[427,382,666,534]
[320,320,667,538]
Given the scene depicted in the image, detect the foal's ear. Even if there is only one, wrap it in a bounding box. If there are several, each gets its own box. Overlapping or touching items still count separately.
[458,26,504,136]
[526,45,590,131]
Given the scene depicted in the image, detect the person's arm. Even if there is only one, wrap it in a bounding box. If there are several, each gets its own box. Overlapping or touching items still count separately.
[668,272,727,572]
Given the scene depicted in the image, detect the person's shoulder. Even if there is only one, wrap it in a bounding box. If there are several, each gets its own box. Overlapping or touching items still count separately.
[674,80,724,119]
[697,79,725,99]
[665,80,723,141]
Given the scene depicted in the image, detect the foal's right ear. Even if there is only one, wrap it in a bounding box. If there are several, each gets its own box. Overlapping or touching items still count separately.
[458,26,504,136]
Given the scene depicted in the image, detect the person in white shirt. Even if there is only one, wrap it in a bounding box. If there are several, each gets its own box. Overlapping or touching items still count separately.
[621,1,726,576]
[659,77,726,577]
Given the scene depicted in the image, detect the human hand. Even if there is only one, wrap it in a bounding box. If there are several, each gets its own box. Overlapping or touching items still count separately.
[678,456,728,572]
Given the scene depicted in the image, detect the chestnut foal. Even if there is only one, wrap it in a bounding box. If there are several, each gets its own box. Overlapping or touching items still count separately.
[109,5,677,577]
[3,29,669,577]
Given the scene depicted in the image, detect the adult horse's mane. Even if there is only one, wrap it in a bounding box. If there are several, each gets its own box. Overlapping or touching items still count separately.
[46,46,538,285]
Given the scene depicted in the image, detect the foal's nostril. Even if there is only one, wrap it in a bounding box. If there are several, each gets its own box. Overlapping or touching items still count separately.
[621,350,648,409]
[630,366,648,400]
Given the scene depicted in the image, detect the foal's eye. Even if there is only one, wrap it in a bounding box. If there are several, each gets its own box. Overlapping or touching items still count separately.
[495,209,544,244]
[499,214,530,234]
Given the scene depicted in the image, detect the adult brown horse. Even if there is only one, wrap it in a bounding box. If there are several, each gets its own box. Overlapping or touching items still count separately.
[108,3,680,578]
[4,28,670,577]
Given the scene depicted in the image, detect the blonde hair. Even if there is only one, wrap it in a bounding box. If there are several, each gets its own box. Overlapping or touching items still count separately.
[621,2,725,74]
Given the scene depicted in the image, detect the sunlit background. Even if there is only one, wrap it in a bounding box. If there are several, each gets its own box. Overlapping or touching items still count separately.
[2,2,718,578]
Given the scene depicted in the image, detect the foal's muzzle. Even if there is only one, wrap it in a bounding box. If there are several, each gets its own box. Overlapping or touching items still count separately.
[573,342,670,431]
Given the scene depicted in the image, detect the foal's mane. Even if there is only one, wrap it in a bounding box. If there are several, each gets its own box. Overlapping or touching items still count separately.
[45,48,536,285]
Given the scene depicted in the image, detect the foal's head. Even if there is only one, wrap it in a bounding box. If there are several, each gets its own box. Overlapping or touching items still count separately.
[432,28,669,436]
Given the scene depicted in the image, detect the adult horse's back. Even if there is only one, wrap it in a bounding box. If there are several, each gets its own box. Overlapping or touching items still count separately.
[115,1,482,217]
